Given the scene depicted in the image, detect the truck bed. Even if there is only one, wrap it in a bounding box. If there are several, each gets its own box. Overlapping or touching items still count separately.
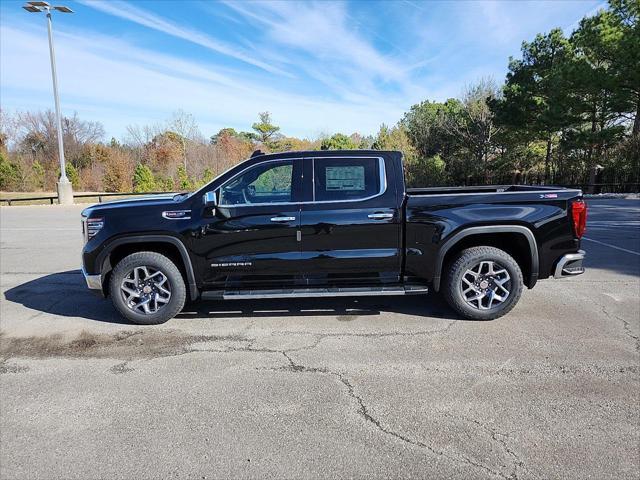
[403,184,584,288]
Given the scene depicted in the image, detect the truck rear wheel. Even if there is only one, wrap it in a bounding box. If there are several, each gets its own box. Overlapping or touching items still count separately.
[109,251,186,325]
[443,246,523,320]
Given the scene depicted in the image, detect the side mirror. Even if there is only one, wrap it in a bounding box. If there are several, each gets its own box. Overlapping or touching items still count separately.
[203,190,217,207]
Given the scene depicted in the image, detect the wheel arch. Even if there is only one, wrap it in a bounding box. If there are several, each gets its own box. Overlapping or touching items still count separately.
[97,235,199,301]
[432,225,539,292]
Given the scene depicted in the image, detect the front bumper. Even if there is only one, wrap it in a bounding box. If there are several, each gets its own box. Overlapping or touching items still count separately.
[82,266,103,291]
[554,250,586,278]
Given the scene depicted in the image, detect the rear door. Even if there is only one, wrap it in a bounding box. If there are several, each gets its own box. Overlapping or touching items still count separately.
[299,156,402,286]
[197,158,303,288]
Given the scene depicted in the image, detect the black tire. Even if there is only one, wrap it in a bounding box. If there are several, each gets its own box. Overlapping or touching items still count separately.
[443,246,523,321]
[109,251,186,325]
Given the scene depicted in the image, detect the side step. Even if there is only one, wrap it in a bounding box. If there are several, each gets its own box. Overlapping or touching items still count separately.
[201,285,428,301]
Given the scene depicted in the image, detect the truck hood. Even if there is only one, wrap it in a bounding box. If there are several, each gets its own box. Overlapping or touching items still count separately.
[81,193,182,217]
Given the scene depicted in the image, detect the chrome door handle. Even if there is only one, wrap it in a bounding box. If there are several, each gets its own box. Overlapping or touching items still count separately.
[368,213,394,220]
[270,216,296,222]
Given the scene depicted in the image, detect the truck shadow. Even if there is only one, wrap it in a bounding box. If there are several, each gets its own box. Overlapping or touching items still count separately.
[4,270,457,324]
[178,293,455,320]
[4,271,128,324]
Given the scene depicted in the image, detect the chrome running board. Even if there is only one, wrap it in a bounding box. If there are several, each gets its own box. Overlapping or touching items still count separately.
[201,285,428,301]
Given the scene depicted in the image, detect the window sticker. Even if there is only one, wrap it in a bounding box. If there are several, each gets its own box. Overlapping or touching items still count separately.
[325,166,365,191]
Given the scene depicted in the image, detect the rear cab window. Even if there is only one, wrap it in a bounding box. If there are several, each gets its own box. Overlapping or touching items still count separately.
[313,157,383,202]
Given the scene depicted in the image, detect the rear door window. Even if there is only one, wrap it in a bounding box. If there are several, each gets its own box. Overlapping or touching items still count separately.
[313,157,382,202]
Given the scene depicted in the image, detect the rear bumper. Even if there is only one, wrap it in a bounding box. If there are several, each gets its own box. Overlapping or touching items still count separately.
[554,250,586,278]
[82,266,103,293]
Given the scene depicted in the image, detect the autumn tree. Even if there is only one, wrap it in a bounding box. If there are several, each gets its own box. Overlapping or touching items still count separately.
[167,109,202,171]
[103,147,134,192]
[268,136,316,152]
[210,128,257,145]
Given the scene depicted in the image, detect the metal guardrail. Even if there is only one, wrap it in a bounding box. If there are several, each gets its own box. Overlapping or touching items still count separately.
[560,183,640,194]
[1,183,638,206]
[0,191,174,206]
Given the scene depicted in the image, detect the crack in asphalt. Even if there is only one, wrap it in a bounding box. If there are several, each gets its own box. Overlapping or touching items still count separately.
[596,301,640,353]
[0,358,29,374]
[168,320,458,359]
[443,412,528,480]
[109,361,134,374]
[101,320,513,477]
[2,313,633,479]
[276,349,511,479]
[260,320,459,355]
[270,321,458,342]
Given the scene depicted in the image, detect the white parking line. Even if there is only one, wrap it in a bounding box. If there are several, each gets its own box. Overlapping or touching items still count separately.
[588,221,640,226]
[582,237,640,256]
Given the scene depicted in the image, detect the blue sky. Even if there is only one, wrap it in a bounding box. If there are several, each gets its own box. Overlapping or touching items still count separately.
[1,0,605,140]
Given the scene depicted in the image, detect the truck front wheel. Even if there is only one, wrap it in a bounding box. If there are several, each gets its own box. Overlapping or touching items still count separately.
[443,246,523,320]
[109,251,186,325]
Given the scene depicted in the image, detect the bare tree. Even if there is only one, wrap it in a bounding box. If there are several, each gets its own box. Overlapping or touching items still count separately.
[447,78,501,182]
[166,110,202,172]
[125,123,158,148]
[16,110,104,165]
[0,109,20,149]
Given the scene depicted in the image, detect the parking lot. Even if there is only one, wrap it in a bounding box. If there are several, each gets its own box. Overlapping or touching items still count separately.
[1,198,638,479]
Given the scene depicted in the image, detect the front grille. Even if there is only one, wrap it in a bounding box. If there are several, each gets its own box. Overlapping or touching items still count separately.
[86,218,104,239]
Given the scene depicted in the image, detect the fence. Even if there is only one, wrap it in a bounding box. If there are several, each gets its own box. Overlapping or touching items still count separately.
[1,183,638,206]
[560,183,640,194]
[0,191,174,206]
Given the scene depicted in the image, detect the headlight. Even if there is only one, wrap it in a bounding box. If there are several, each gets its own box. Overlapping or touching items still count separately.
[86,217,104,240]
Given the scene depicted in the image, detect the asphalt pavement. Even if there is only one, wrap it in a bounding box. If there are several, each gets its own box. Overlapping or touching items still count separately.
[0,198,638,479]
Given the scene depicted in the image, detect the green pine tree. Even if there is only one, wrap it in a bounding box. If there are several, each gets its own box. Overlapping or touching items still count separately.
[133,164,156,193]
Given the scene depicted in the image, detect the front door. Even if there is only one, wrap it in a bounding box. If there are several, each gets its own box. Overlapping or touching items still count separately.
[299,156,402,286]
[197,158,303,289]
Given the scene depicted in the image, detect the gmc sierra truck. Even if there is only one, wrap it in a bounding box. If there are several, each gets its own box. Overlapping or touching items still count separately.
[81,150,587,325]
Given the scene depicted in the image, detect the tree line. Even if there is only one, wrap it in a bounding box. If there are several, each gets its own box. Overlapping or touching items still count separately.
[0,0,637,193]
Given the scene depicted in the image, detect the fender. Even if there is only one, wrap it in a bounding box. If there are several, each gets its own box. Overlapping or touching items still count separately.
[432,225,539,292]
[97,235,199,301]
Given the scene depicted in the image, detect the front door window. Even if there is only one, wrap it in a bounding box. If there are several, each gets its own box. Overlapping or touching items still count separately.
[219,161,293,206]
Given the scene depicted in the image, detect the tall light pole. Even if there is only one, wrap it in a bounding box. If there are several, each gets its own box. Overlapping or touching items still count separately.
[23,1,74,205]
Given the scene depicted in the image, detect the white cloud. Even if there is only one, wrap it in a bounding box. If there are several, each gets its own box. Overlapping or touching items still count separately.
[0,23,406,139]
[2,0,602,140]
[77,0,292,77]
[477,1,519,44]
[564,2,608,33]
[220,1,413,99]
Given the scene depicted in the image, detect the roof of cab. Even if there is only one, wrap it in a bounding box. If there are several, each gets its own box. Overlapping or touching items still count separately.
[248,149,401,160]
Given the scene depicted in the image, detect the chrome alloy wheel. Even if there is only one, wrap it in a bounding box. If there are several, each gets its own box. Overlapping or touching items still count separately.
[120,266,171,314]
[461,260,511,310]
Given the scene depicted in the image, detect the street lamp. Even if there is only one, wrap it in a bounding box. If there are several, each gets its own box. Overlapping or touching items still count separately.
[22,1,74,205]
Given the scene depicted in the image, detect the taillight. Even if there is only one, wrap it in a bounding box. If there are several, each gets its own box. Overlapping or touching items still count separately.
[86,217,104,240]
[571,200,587,238]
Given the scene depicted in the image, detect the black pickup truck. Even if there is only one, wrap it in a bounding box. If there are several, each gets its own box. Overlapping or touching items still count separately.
[81,150,587,325]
